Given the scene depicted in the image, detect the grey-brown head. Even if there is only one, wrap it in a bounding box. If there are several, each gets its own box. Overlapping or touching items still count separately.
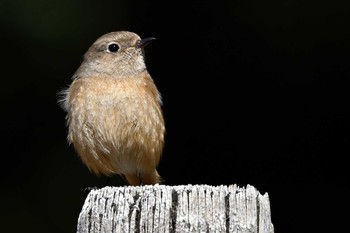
[73,31,155,79]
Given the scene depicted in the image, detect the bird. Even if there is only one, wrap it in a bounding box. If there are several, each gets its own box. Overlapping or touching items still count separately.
[59,31,165,185]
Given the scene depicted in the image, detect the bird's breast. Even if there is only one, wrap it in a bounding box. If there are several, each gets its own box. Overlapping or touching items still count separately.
[66,75,165,158]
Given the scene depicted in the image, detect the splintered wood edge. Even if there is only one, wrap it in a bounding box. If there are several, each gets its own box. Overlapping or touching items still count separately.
[77,184,274,233]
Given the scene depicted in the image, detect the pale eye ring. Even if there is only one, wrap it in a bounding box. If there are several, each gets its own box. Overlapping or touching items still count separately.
[107,42,120,53]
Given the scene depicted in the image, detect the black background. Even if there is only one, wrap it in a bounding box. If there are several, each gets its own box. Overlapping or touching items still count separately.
[1,0,349,232]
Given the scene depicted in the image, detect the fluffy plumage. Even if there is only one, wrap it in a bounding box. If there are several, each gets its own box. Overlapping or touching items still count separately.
[60,31,165,185]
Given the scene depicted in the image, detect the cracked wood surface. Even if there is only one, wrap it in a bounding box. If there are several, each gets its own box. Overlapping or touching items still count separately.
[77,184,274,233]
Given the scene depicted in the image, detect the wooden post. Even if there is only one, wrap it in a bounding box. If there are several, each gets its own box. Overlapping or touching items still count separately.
[77,184,274,233]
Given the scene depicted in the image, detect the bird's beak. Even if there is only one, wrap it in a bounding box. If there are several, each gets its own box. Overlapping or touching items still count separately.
[137,37,156,48]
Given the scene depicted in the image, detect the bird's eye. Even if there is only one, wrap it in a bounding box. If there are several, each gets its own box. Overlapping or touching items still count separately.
[107,43,119,53]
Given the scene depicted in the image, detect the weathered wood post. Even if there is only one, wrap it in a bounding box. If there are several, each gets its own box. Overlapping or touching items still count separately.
[77,184,274,233]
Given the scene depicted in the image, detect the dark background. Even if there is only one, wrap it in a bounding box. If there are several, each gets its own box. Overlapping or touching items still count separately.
[1,0,349,232]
